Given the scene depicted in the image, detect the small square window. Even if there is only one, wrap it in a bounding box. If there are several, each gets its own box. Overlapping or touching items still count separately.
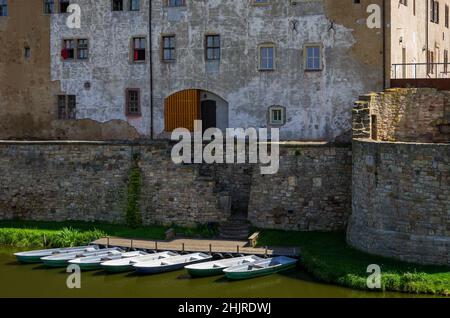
[112,0,123,11]
[130,0,140,11]
[269,106,285,125]
[59,0,70,13]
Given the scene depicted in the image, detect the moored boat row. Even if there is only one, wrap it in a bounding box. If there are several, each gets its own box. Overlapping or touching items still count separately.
[14,246,298,280]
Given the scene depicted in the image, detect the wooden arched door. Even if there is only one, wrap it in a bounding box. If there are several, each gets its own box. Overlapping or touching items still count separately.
[164,89,200,132]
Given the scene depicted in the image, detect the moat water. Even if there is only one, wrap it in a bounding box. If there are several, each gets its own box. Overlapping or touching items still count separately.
[0,247,432,298]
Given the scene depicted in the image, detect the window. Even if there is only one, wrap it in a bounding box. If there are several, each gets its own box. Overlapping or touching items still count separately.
[446,5,449,28]
[444,50,448,73]
[162,35,176,61]
[62,39,75,60]
[61,39,88,61]
[57,95,76,120]
[268,106,285,126]
[59,0,70,13]
[168,0,184,7]
[427,50,435,74]
[205,35,220,61]
[24,47,31,60]
[44,0,54,14]
[253,0,270,5]
[77,39,88,60]
[130,0,140,11]
[132,37,146,62]
[126,89,141,116]
[259,44,275,70]
[304,44,322,71]
[431,0,440,23]
[112,0,123,11]
[0,0,7,16]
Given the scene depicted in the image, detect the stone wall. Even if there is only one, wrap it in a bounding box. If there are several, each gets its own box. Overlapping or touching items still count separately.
[248,143,352,231]
[353,88,450,143]
[348,139,450,265]
[0,141,351,231]
[0,141,229,227]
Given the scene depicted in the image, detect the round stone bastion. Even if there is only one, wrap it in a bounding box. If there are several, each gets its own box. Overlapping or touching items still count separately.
[347,139,450,266]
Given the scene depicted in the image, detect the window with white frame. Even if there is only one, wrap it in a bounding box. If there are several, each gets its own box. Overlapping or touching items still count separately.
[268,106,285,125]
[304,44,322,71]
[259,44,275,71]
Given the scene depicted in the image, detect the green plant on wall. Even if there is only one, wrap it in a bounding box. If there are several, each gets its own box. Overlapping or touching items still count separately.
[126,153,142,228]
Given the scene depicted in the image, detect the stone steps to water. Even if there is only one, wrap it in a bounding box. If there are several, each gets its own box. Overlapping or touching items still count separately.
[219,215,251,240]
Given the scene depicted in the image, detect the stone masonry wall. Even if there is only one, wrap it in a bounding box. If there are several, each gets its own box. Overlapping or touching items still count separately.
[0,141,229,227]
[248,144,352,231]
[353,88,450,143]
[348,139,450,265]
[0,141,351,231]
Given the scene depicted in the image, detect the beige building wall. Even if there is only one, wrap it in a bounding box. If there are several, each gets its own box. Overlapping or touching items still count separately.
[391,0,450,79]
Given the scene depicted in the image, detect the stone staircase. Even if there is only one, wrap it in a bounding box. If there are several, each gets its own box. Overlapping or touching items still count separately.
[219,213,251,240]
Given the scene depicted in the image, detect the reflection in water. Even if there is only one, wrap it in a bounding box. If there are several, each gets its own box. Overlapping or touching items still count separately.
[0,248,431,298]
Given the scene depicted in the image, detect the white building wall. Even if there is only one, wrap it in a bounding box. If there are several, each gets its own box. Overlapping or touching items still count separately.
[50,0,151,135]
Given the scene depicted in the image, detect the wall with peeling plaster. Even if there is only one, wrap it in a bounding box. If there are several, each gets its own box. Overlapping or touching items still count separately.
[50,0,151,136]
[151,0,384,141]
[2,0,384,141]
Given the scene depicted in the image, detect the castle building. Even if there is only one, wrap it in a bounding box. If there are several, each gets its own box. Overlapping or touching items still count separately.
[0,1,448,141]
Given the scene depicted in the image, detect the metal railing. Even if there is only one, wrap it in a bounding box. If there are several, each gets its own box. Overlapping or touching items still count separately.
[392,63,450,79]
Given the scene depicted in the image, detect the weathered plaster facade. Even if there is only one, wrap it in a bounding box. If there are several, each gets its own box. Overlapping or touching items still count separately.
[50,0,151,136]
[32,0,385,141]
[151,0,384,141]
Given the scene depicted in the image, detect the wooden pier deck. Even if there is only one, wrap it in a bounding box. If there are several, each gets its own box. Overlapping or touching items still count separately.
[93,237,300,258]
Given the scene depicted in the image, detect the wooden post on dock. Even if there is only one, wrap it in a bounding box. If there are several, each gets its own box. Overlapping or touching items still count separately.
[182,243,185,253]
[155,241,158,252]
[237,245,239,254]
[131,239,134,250]
[209,244,212,255]
[107,237,110,248]
[265,246,268,258]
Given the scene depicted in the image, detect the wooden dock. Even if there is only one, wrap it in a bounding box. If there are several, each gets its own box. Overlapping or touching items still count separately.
[92,237,300,258]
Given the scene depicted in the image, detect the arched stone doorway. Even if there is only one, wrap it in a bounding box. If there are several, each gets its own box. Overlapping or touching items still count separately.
[164,89,228,132]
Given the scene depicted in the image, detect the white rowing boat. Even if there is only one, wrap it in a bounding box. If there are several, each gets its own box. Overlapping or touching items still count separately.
[14,245,99,264]
[40,247,122,267]
[133,252,212,274]
[100,251,179,273]
[69,250,148,270]
[185,255,263,277]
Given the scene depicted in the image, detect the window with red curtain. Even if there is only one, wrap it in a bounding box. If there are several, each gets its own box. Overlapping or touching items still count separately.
[133,37,146,62]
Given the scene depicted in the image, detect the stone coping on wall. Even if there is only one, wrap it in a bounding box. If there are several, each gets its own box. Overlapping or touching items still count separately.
[354,138,450,146]
[0,140,349,148]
